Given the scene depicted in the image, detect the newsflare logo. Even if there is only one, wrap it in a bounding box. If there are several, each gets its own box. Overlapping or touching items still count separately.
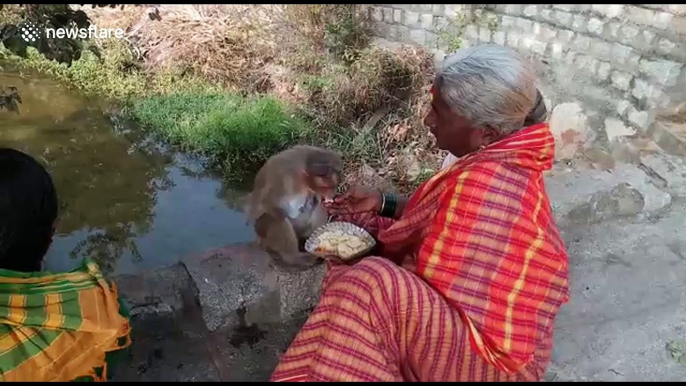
[18,21,124,42]
[20,21,39,43]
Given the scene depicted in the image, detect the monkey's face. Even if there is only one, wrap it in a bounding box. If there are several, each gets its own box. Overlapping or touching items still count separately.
[304,150,343,199]
[307,172,340,200]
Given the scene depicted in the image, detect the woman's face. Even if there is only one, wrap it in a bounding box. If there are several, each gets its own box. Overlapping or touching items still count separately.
[424,83,494,157]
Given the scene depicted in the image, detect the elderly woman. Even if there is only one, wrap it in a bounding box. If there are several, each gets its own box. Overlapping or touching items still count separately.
[441,87,549,169]
[270,44,570,382]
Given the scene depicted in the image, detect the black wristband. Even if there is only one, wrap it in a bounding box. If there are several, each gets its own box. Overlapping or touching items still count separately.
[379,192,397,218]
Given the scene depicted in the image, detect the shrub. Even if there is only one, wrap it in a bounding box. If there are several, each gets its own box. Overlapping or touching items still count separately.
[309,45,433,129]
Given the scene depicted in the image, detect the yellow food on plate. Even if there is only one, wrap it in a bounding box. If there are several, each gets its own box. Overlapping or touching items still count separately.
[314,230,369,260]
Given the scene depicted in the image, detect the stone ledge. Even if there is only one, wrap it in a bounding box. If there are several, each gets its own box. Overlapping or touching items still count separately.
[114,262,196,320]
[181,242,325,333]
[111,243,326,381]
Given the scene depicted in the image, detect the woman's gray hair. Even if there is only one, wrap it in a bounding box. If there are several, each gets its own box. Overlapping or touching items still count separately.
[436,44,537,136]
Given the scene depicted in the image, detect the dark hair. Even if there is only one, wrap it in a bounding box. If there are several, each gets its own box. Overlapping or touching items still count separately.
[524,89,548,127]
[0,148,58,272]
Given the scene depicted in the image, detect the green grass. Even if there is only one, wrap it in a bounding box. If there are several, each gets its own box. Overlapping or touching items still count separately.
[126,93,312,181]
[1,42,147,101]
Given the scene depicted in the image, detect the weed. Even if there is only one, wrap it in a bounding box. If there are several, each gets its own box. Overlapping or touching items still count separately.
[323,5,373,64]
[309,45,433,131]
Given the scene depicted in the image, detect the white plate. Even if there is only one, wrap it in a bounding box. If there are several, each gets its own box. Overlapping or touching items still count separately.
[304,221,377,261]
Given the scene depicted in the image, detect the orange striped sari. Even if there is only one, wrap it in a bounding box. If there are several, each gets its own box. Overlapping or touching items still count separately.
[271,123,570,382]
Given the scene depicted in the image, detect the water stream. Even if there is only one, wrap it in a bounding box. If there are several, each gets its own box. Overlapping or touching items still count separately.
[0,68,256,276]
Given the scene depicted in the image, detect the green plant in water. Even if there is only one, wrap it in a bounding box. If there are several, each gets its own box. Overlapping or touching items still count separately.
[127,93,312,183]
[0,85,21,112]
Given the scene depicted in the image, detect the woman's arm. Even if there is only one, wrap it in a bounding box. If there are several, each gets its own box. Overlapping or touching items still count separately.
[327,187,412,235]
[378,192,409,220]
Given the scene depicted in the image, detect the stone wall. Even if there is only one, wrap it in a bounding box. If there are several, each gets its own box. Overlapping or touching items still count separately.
[367,4,686,158]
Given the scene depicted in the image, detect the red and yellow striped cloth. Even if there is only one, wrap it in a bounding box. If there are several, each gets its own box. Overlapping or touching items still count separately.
[271,123,570,381]
[0,260,131,382]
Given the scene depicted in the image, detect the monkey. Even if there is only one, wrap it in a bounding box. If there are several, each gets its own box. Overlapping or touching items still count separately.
[247,145,343,268]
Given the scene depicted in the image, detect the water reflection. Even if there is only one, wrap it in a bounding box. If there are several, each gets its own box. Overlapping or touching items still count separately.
[0,68,255,276]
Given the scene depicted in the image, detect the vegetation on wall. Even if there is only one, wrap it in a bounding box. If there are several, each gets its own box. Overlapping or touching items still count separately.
[436,6,499,53]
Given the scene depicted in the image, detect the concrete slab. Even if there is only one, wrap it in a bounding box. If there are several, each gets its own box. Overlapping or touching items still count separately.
[549,204,686,381]
[182,243,325,332]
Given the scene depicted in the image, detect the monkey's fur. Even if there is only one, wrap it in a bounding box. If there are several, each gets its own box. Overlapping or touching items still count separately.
[247,146,343,267]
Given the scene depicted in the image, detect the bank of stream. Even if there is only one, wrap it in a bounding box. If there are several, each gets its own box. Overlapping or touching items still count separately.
[0,68,256,276]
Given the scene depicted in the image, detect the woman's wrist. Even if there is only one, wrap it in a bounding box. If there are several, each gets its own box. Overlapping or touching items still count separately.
[378,192,398,218]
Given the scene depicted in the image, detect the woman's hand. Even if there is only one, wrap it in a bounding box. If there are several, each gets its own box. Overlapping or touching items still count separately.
[324,186,382,215]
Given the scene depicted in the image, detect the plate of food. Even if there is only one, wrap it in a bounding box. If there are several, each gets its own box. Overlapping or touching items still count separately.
[305,221,376,261]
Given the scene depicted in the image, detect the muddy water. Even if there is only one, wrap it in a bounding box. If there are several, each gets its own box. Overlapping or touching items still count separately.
[0,69,255,275]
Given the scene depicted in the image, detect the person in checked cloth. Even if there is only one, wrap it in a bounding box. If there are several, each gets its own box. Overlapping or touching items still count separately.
[270,44,570,382]
[0,148,131,382]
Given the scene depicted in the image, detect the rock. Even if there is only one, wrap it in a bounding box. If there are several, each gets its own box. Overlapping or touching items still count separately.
[628,109,651,129]
[272,263,325,319]
[648,121,686,157]
[114,262,196,320]
[182,243,325,332]
[582,147,616,170]
[110,243,325,382]
[566,183,645,224]
[549,102,594,160]
[544,164,672,225]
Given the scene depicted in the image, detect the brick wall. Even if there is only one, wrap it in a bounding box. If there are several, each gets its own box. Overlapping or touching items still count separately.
[368,4,686,148]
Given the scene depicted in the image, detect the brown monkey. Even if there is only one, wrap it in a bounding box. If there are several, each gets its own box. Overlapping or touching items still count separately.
[247,145,343,267]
